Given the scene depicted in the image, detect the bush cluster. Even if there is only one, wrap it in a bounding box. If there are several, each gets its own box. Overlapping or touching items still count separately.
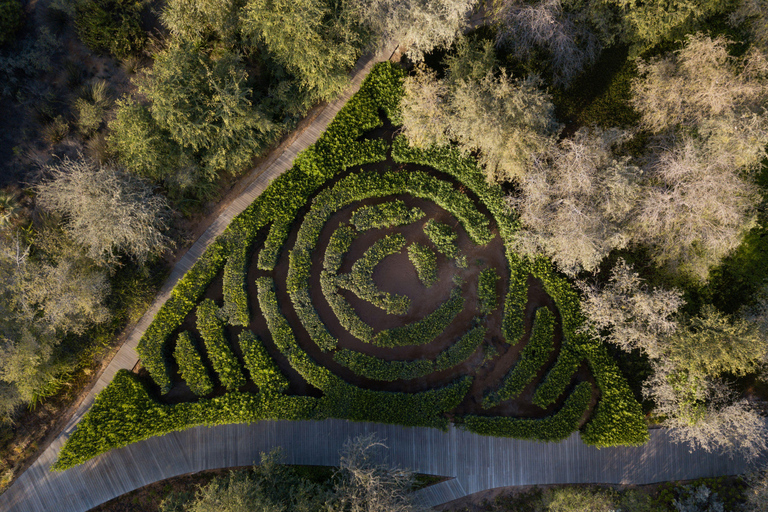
[257,276,471,429]
[221,243,250,326]
[483,307,556,408]
[407,242,438,287]
[335,233,410,314]
[239,330,289,394]
[334,325,486,381]
[478,267,499,315]
[349,200,425,231]
[463,381,591,441]
[0,0,22,46]
[74,0,146,58]
[196,299,246,391]
[173,331,213,397]
[53,370,318,470]
[423,219,458,258]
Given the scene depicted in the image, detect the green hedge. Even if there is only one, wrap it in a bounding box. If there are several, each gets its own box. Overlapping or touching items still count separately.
[532,345,584,408]
[221,243,250,326]
[483,308,556,408]
[173,332,213,397]
[196,299,246,391]
[463,381,591,441]
[335,233,410,314]
[324,224,357,273]
[350,200,425,231]
[53,370,318,470]
[320,270,375,342]
[257,276,470,429]
[478,268,499,315]
[407,242,438,287]
[423,219,458,259]
[334,325,486,381]
[239,330,289,394]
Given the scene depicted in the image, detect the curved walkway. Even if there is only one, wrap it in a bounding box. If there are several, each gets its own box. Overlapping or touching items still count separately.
[0,419,757,512]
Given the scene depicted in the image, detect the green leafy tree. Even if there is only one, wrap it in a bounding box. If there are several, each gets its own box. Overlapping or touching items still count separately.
[160,0,244,43]
[241,0,362,106]
[36,157,171,264]
[139,43,282,179]
[74,0,147,58]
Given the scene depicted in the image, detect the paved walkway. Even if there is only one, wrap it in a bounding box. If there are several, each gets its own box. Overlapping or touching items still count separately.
[0,419,756,512]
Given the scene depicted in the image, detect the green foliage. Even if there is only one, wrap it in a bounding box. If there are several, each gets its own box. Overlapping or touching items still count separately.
[336,233,410,314]
[239,330,288,393]
[140,43,282,179]
[173,332,213,396]
[53,370,318,470]
[350,200,425,231]
[0,0,22,46]
[196,299,245,391]
[477,267,499,315]
[463,381,591,441]
[407,242,437,287]
[483,307,556,408]
[74,0,146,58]
[323,224,357,273]
[257,276,470,428]
[423,219,458,258]
[373,287,464,347]
[335,325,486,381]
[532,346,584,408]
[221,244,250,326]
[241,0,361,110]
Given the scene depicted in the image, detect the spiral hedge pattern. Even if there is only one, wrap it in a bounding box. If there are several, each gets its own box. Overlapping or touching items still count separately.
[54,63,648,471]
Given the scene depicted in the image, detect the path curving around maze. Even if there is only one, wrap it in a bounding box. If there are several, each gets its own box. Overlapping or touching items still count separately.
[0,418,758,512]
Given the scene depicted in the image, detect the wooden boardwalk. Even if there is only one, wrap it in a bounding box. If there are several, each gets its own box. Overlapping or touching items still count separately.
[0,419,757,512]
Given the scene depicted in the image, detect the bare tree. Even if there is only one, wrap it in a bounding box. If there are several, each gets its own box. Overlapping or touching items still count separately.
[400,66,451,149]
[351,0,477,61]
[578,259,684,358]
[36,157,171,264]
[512,128,641,274]
[631,136,761,281]
[494,0,602,86]
[335,434,425,512]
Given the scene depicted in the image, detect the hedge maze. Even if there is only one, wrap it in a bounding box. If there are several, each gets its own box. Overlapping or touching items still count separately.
[54,63,649,471]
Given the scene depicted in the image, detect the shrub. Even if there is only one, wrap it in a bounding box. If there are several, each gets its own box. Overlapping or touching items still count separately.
[196,299,245,391]
[477,267,499,315]
[221,244,250,326]
[0,0,23,46]
[350,200,425,231]
[173,331,213,396]
[464,381,591,440]
[335,233,410,314]
[423,219,458,258]
[239,330,289,394]
[74,0,146,58]
[407,242,437,287]
[323,224,357,273]
[483,307,556,408]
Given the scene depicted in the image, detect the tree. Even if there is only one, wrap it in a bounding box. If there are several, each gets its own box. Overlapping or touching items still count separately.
[335,434,424,512]
[401,65,559,183]
[631,136,761,281]
[74,0,147,58]
[494,0,602,86]
[241,0,362,105]
[351,0,477,61]
[642,306,768,458]
[578,259,684,358]
[730,0,768,54]
[36,157,170,264]
[160,0,244,43]
[139,43,282,179]
[606,0,730,52]
[629,35,768,280]
[512,128,642,274]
